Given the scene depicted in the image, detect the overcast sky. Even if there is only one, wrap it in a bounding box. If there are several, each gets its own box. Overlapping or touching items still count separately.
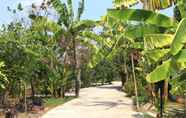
[0,0,173,25]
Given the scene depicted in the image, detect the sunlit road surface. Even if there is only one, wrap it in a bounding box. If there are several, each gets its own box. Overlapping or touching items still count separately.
[42,82,142,118]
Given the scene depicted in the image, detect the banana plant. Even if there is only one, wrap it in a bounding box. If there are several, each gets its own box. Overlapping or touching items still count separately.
[176,0,186,19]
[143,18,186,118]
[104,7,183,113]
[146,19,186,83]
[106,8,177,28]
[50,0,95,97]
[141,0,186,20]
[141,0,175,10]
[113,0,175,10]
[112,0,186,21]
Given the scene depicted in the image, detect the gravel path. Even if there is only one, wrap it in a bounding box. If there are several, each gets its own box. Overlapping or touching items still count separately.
[42,82,143,118]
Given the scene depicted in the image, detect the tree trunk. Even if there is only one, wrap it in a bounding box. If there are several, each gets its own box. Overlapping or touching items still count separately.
[30,78,35,99]
[72,38,80,97]
[157,79,168,118]
[131,54,139,110]
[159,86,164,118]
[76,68,81,97]
[24,82,27,112]
[44,87,48,97]
[124,60,128,85]
[61,86,65,98]
[120,61,128,87]
[2,90,9,106]
[57,88,62,98]
[164,79,168,101]
[119,71,126,87]
[101,77,105,85]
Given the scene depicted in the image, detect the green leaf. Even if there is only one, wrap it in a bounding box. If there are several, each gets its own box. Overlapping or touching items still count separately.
[73,20,95,32]
[177,0,186,18]
[160,0,173,9]
[144,34,173,50]
[129,42,144,49]
[113,0,139,7]
[76,0,84,21]
[125,24,167,39]
[51,0,69,27]
[32,16,61,33]
[81,31,103,44]
[170,18,186,55]
[67,0,74,21]
[146,60,171,83]
[144,49,170,63]
[174,49,186,69]
[175,49,186,63]
[107,9,177,28]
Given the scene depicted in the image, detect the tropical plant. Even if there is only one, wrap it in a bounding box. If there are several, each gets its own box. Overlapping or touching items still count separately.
[50,0,95,97]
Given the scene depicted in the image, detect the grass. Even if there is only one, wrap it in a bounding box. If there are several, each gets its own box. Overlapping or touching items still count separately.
[43,96,75,108]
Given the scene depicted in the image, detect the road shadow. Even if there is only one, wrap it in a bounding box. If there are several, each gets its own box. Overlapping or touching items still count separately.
[132,113,144,118]
[97,85,122,91]
[85,100,132,110]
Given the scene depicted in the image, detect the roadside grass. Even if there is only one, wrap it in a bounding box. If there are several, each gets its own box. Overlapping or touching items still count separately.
[43,96,75,108]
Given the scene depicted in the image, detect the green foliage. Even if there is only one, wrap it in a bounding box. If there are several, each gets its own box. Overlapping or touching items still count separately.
[144,49,170,63]
[107,9,177,28]
[146,19,186,83]
[91,60,115,84]
[77,0,85,21]
[176,0,186,18]
[124,79,135,97]
[51,0,70,27]
[0,62,8,90]
[144,34,173,50]
[146,60,171,83]
[171,19,186,55]
[2,0,186,114]
[113,0,138,7]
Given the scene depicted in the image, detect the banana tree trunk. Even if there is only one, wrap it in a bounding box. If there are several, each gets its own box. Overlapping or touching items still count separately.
[77,68,81,94]
[159,85,164,118]
[24,82,27,112]
[1,90,9,106]
[164,79,168,101]
[73,38,80,97]
[123,58,128,86]
[61,85,65,98]
[30,78,35,99]
[158,79,168,118]
[120,71,126,87]
[131,54,139,110]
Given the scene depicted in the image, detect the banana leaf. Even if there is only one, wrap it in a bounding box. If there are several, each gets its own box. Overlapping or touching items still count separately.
[170,18,186,55]
[107,9,177,28]
[144,49,170,63]
[144,34,173,50]
[146,60,171,83]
